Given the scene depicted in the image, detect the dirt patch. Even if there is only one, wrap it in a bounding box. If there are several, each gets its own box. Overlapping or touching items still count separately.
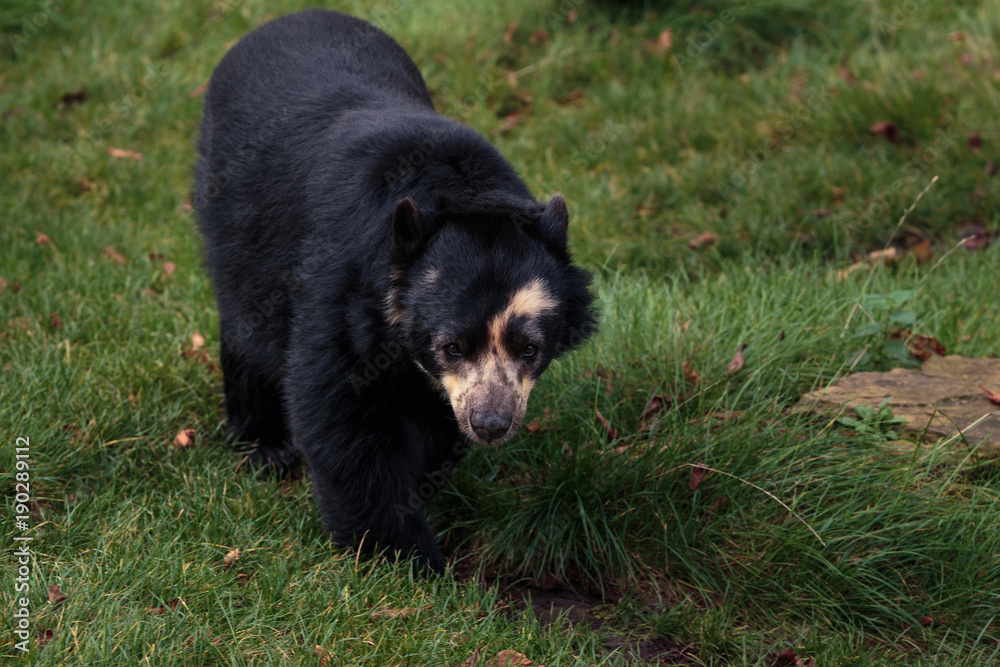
[453,562,698,665]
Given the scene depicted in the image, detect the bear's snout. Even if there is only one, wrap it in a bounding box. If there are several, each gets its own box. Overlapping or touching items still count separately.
[469,409,513,442]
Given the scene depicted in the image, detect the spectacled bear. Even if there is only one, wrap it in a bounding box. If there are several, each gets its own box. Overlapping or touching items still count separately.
[194,9,597,574]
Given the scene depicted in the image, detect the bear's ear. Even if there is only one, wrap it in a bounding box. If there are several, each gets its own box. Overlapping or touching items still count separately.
[537,195,569,247]
[392,198,427,256]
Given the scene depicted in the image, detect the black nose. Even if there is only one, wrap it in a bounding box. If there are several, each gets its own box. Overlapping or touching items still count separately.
[469,410,512,442]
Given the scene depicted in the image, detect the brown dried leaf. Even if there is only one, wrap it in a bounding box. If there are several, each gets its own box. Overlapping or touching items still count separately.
[50,313,63,330]
[38,629,54,647]
[57,89,87,108]
[102,245,127,265]
[106,147,142,161]
[189,79,209,98]
[191,331,206,351]
[683,360,701,385]
[567,8,578,24]
[174,429,196,449]
[870,121,900,143]
[495,113,522,136]
[688,231,715,250]
[162,260,177,278]
[223,548,241,570]
[986,159,997,176]
[910,239,933,264]
[979,385,1000,406]
[503,21,518,45]
[726,343,747,375]
[492,651,540,667]
[315,645,334,666]
[529,30,550,45]
[595,409,618,442]
[48,584,67,607]
[370,605,425,619]
[149,597,181,614]
[36,233,51,245]
[653,29,672,52]
[968,131,983,151]
[688,464,707,491]
[639,395,669,428]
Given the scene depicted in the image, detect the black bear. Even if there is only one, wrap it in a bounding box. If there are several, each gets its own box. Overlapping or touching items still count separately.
[194,9,597,573]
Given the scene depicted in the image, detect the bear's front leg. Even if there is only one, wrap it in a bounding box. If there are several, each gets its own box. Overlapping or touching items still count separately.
[286,378,447,573]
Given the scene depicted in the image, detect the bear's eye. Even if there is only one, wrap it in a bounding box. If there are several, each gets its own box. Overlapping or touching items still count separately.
[444,343,462,357]
[522,344,537,358]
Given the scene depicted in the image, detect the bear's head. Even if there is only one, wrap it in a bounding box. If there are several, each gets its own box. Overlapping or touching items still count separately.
[386,194,597,446]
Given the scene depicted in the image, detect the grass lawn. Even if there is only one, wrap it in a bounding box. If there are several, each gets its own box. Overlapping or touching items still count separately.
[2,0,999,664]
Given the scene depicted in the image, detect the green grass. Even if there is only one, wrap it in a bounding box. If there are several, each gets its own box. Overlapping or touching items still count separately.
[2,0,999,664]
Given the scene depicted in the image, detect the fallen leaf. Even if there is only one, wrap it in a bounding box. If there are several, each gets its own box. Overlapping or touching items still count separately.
[831,186,846,201]
[174,429,196,449]
[968,132,983,151]
[106,147,142,161]
[870,121,900,143]
[36,233,51,245]
[838,66,857,85]
[778,330,786,342]
[688,231,715,250]
[555,90,585,106]
[986,159,997,176]
[566,8,578,24]
[149,598,181,614]
[726,343,747,375]
[595,409,618,442]
[189,79,209,98]
[639,395,669,428]
[910,239,933,263]
[494,112,521,136]
[683,360,701,385]
[57,89,87,108]
[38,629,54,647]
[162,260,177,278]
[50,313,62,330]
[370,605,425,619]
[652,29,672,53]
[918,614,934,628]
[48,584,66,607]
[814,208,833,218]
[102,245,127,265]
[493,650,540,667]
[948,31,965,41]
[688,464,707,491]
[315,645,334,666]
[503,21,518,45]
[890,330,946,361]
[191,331,205,350]
[529,30,550,45]
[223,548,241,570]
[979,385,1000,406]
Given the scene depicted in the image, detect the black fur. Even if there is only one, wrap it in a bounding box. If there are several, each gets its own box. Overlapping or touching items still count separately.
[194,9,597,573]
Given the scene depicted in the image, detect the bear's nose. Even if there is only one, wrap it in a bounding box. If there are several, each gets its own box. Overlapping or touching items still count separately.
[469,410,512,442]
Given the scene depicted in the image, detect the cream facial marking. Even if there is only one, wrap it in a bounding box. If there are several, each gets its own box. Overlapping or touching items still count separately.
[438,279,559,445]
